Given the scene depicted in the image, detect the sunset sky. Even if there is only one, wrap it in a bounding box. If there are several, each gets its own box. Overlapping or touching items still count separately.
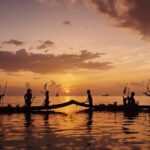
[0,0,150,96]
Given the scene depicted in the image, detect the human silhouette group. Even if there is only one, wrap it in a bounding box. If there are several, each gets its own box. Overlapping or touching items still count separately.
[24,88,50,109]
[0,82,141,111]
[23,88,93,110]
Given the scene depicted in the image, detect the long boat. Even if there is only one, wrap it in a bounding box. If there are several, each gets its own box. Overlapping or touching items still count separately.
[0,100,150,114]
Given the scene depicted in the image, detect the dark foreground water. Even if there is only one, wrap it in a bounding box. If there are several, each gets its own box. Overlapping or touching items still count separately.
[1,96,150,150]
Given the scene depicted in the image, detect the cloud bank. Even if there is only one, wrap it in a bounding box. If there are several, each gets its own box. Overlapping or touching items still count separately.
[2,39,24,46]
[86,0,150,39]
[37,0,150,39]
[0,49,112,74]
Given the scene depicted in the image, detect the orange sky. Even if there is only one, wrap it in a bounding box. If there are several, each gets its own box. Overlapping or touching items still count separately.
[0,0,150,95]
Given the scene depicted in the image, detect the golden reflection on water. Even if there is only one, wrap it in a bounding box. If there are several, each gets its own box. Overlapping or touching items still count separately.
[0,111,150,149]
[1,96,150,149]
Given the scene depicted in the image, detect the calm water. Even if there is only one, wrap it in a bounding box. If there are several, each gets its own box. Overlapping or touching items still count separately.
[1,96,150,150]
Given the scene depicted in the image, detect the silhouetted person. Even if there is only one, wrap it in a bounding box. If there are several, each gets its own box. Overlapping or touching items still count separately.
[24,88,32,108]
[43,90,50,109]
[87,90,93,110]
[128,92,136,105]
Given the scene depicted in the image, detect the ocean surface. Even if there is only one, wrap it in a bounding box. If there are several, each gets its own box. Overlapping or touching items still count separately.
[1,96,150,149]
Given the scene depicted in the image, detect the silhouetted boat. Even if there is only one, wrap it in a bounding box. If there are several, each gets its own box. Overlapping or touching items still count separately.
[0,100,150,114]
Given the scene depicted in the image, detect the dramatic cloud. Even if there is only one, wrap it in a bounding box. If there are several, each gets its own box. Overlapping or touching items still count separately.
[63,20,71,25]
[36,0,150,39]
[86,0,150,39]
[3,39,24,46]
[0,49,112,74]
[37,40,54,49]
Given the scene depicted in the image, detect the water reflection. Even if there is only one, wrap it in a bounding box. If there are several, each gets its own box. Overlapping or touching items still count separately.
[124,111,139,120]
[86,110,93,133]
[43,114,49,126]
[1,111,150,149]
[122,111,139,135]
[24,113,32,127]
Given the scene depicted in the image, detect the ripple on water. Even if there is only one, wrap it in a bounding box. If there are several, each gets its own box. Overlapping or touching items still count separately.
[0,112,150,149]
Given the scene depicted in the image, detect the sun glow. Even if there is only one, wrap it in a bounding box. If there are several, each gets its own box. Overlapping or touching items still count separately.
[65,89,70,94]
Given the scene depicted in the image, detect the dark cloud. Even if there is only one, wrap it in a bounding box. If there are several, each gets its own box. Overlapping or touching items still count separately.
[63,20,71,25]
[86,0,150,39]
[0,49,112,74]
[37,40,54,49]
[37,0,150,39]
[3,39,24,46]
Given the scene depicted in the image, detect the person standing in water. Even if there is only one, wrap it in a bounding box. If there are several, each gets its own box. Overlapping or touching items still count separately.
[128,92,136,105]
[43,90,50,108]
[24,88,32,108]
[87,89,93,110]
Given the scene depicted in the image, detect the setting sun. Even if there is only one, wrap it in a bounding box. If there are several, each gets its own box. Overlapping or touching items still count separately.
[65,89,70,94]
